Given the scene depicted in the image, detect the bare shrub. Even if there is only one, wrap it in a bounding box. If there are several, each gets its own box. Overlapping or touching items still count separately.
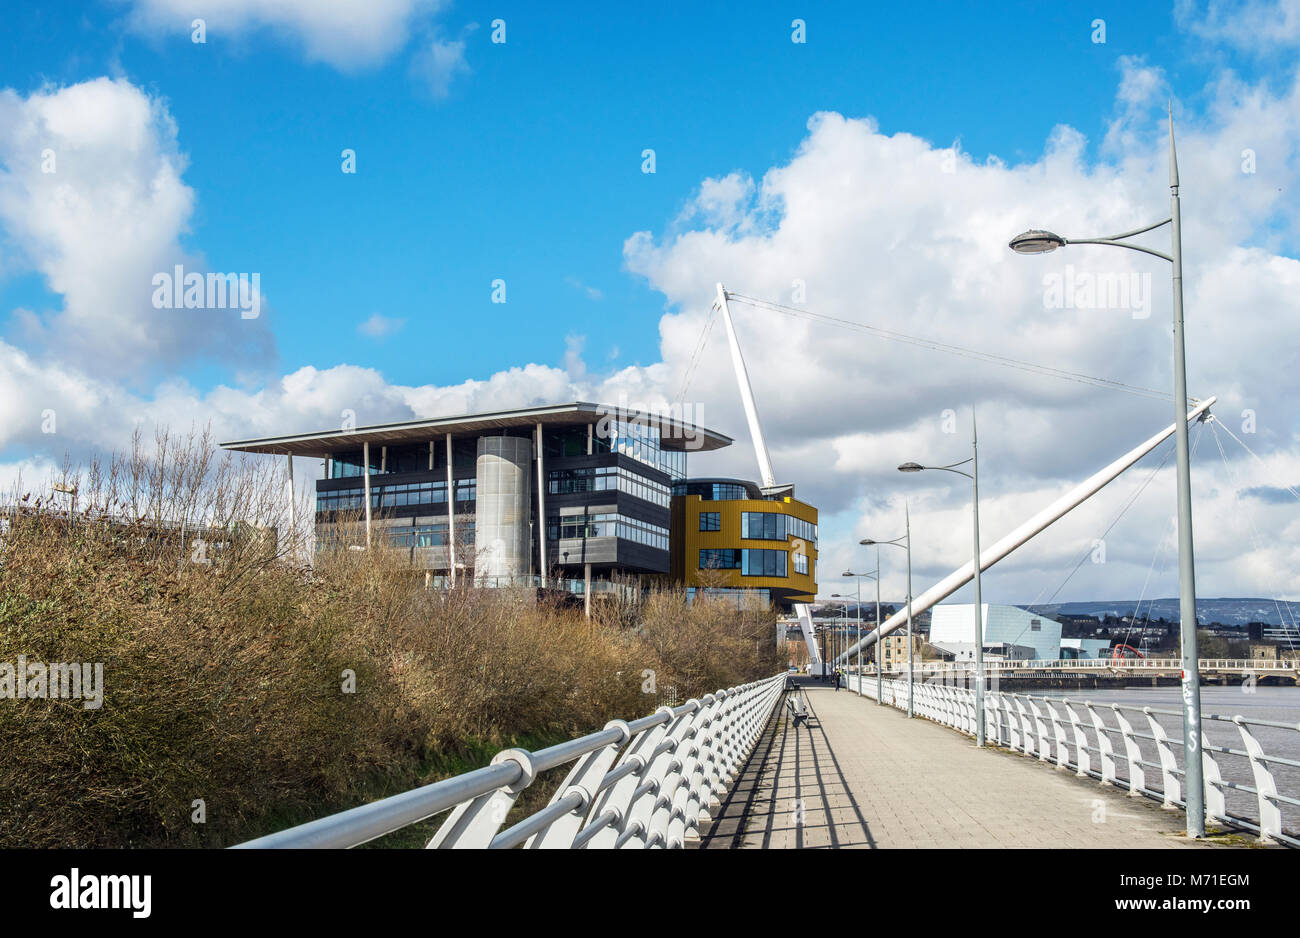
[0,431,780,847]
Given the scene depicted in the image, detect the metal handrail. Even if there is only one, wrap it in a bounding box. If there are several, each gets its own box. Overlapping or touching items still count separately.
[868,657,1297,673]
[235,673,786,849]
[847,673,1299,848]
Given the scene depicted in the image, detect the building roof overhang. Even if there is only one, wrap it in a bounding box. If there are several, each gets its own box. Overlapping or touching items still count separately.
[220,401,733,458]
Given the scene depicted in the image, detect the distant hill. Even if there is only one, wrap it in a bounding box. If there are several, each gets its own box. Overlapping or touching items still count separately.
[1022,598,1300,627]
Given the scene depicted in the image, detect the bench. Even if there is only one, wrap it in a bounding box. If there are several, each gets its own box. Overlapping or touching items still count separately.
[786,694,809,727]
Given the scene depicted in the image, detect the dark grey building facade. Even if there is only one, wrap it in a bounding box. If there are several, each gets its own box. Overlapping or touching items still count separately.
[223,402,731,591]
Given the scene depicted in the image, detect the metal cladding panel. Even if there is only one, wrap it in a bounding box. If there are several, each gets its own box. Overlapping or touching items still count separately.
[474,436,533,583]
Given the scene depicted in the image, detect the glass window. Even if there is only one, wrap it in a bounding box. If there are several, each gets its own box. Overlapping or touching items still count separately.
[741,512,786,541]
[699,548,742,570]
[386,444,430,474]
[388,523,450,547]
[330,450,371,478]
[549,512,669,552]
[547,466,670,508]
[317,479,462,514]
[685,587,771,609]
[699,511,720,532]
[544,426,589,458]
[594,418,685,479]
[741,549,787,578]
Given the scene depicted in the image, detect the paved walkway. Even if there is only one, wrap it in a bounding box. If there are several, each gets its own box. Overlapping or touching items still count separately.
[700,678,1221,849]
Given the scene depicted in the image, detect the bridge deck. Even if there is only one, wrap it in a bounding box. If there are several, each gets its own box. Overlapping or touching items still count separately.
[700,678,1221,849]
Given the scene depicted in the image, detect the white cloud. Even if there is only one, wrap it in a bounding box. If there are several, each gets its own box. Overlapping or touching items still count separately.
[124,0,445,70]
[412,30,471,98]
[0,78,275,379]
[563,334,586,381]
[357,312,405,338]
[1178,0,1300,50]
[565,276,604,301]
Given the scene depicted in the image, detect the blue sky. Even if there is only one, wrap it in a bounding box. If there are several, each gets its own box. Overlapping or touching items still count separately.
[2,0,1276,393]
[3,1,1299,603]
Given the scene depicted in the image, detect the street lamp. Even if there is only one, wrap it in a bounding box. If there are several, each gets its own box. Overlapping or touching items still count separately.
[898,409,986,747]
[827,598,852,679]
[834,590,867,693]
[1007,106,1205,837]
[842,567,879,698]
[861,506,914,718]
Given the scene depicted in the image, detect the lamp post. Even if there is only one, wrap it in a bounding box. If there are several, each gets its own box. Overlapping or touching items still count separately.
[1006,106,1205,837]
[843,568,878,698]
[861,505,914,718]
[899,408,986,747]
[834,590,864,694]
[827,598,852,680]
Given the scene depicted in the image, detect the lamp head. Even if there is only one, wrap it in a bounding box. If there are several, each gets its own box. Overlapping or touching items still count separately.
[1008,229,1065,255]
[897,462,925,473]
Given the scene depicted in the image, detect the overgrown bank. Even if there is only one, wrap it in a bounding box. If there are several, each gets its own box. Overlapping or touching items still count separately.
[0,433,781,847]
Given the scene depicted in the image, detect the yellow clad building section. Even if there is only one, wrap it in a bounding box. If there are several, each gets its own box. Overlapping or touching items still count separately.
[670,484,818,609]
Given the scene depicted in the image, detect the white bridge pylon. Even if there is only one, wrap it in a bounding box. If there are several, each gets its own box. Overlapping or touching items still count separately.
[715,283,825,673]
[836,396,1216,663]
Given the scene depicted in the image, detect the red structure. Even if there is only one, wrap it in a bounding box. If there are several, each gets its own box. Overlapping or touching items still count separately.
[1110,643,1146,661]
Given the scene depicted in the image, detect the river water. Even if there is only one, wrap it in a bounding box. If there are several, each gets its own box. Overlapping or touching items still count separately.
[1031,685,1300,838]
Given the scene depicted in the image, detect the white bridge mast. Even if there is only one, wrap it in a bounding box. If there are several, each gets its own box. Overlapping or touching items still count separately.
[716,284,776,490]
[836,395,1216,662]
[715,283,823,673]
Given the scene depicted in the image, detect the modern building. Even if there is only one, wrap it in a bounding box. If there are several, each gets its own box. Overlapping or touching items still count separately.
[930,641,1038,662]
[223,402,821,612]
[928,604,1063,661]
[670,478,818,611]
[222,403,731,594]
[1059,637,1112,659]
[1247,622,1300,643]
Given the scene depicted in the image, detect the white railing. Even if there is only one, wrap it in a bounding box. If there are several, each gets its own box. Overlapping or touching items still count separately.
[235,674,786,849]
[868,657,1298,674]
[848,674,1300,847]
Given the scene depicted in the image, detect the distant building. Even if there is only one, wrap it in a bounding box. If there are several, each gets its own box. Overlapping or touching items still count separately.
[1247,622,1300,643]
[929,604,1063,661]
[1060,637,1112,659]
[1250,643,1279,661]
[931,641,1037,662]
[880,631,925,669]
